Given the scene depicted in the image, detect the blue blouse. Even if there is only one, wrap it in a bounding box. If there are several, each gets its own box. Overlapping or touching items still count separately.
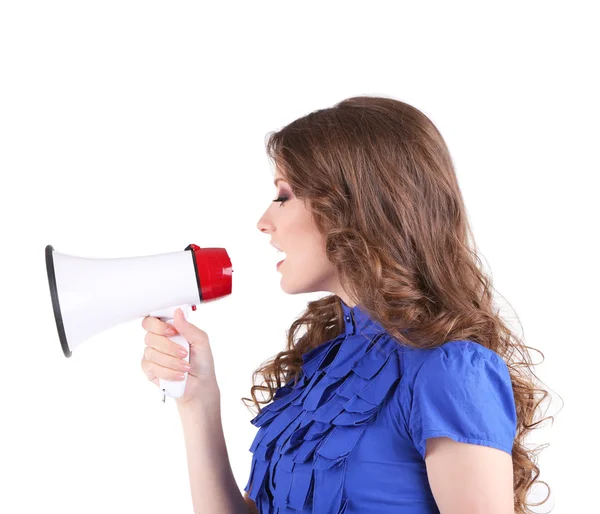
[244,300,517,513]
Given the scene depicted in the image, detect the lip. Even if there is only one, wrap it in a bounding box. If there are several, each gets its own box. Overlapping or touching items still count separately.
[276,258,285,269]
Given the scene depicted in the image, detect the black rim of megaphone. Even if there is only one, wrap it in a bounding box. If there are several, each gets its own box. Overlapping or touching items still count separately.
[45,245,72,358]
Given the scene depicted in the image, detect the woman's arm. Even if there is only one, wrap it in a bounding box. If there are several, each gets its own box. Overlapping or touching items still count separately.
[243,490,259,514]
[177,387,251,514]
[425,436,514,514]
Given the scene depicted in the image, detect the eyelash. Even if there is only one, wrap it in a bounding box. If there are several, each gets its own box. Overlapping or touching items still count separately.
[273,195,288,207]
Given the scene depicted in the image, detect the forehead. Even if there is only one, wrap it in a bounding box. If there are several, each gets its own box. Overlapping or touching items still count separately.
[273,164,289,185]
[273,168,289,184]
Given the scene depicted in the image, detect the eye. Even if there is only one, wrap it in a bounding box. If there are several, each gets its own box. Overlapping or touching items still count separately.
[273,195,288,207]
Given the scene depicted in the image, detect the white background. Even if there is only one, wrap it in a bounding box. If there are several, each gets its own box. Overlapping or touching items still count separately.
[1,1,597,512]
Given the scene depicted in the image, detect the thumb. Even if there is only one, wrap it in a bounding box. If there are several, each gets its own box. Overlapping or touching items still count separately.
[171,308,188,333]
[171,308,207,345]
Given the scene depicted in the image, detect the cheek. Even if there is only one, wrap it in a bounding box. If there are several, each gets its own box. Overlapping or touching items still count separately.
[283,208,325,259]
[292,245,330,270]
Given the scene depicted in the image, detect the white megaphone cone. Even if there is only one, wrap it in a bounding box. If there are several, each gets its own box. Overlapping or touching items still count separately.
[45,243,233,401]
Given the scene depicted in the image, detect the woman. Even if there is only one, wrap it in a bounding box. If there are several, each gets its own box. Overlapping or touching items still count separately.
[141,96,551,513]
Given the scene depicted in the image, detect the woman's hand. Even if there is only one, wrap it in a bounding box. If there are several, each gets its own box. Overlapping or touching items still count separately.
[140,308,219,407]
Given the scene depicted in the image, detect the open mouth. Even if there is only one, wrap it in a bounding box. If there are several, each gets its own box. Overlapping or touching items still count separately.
[276,251,286,269]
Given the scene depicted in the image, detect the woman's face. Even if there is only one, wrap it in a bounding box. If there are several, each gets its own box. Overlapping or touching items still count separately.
[256,169,350,302]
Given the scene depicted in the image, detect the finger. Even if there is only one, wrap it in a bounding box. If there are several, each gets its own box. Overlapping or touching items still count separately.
[141,366,164,387]
[141,358,157,383]
[144,346,190,374]
[141,356,186,382]
[144,331,188,359]
[141,315,179,337]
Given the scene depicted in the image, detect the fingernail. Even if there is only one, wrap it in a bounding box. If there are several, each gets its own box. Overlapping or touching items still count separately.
[165,326,177,336]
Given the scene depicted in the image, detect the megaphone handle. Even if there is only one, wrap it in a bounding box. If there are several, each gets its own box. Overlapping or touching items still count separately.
[158,322,190,402]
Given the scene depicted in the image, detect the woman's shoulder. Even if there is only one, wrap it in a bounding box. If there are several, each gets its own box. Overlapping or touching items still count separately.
[400,339,507,384]
[397,339,517,459]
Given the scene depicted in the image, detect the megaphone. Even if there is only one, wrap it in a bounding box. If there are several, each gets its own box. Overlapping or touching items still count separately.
[45,243,233,401]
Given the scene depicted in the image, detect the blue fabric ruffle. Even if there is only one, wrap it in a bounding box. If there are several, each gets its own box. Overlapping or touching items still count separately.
[243,301,401,513]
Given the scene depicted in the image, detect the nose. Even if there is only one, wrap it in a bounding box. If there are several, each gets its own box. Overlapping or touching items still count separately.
[256,209,273,234]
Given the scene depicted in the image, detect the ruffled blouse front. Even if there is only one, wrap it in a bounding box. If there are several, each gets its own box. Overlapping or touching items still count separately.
[243,301,517,514]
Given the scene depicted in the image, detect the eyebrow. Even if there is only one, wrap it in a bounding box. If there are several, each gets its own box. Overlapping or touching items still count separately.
[273,178,285,186]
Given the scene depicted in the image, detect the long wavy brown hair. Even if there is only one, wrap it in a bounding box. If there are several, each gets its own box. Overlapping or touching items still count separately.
[241,95,558,513]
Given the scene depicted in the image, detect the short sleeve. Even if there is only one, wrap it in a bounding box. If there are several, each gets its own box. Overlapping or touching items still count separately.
[408,341,517,460]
